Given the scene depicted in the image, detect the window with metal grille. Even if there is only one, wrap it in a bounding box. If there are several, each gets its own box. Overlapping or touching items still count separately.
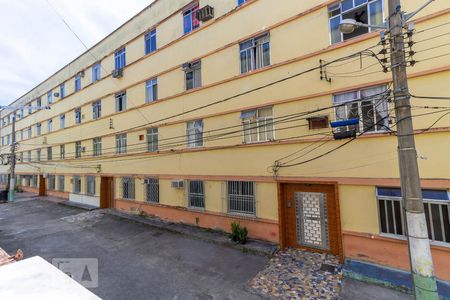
[92,100,102,119]
[32,175,38,188]
[122,177,135,199]
[184,61,201,90]
[75,108,82,124]
[144,29,157,54]
[93,138,102,156]
[60,145,65,160]
[328,0,383,45]
[241,107,274,143]
[115,92,126,112]
[86,176,96,195]
[47,147,52,161]
[333,85,389,133]
[58,175,65,192]
[188,180,205,208]
[183,3,199,35]
[75,141,82,158]
[115,48,126,70]
[186,120,203,148]
[48,175,55,190]
[227,181,255,215]
[377,187,450,244]
[147,128,158,152]
[73,176,81,193]
[145,78,158,102]
[240,33,270,74]
[116,134,127,154]
[144,178,159,203]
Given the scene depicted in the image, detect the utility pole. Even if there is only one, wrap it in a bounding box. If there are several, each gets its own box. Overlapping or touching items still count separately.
[388,1,438,298]
[1,105,50,202]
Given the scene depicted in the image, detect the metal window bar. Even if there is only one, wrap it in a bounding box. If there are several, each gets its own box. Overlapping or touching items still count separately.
[73,176,81,194]
[86,176,95,195]
[227,181,255,215]
[48,175,55,190]
[144,178,159,203]
[147,128,158,152]
[58,175,64,192]
[122,177,135,199]
[188,181,205,208]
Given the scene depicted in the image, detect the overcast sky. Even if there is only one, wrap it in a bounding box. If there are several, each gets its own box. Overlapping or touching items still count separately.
[0,0,153,105]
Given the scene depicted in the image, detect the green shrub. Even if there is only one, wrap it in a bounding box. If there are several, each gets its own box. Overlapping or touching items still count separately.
[230,222,248,244]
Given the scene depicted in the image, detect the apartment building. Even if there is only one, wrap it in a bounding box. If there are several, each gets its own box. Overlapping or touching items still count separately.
[1,0,449,282]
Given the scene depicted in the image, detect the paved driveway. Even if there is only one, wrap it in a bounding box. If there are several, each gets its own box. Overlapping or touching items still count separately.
[0,199,267,300]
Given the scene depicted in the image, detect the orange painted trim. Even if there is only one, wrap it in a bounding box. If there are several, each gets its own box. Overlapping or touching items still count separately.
[114,198,279,243]
[342,231,450,282]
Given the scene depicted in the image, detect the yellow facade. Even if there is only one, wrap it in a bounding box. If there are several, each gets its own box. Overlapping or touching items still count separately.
[1,0,450,277]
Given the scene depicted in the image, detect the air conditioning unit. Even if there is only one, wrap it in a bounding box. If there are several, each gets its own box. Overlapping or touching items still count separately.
[77,71,85,78]
[112,68,123,78]
[171,180,184,189]
[53,92,60,98]
[197,5,214,22]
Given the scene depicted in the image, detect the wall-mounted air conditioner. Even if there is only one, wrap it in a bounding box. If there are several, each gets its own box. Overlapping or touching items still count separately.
[171,180,184,189]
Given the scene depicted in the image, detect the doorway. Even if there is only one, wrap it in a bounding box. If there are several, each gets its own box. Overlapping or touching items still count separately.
[39,175,46,196]
[100,177,114,209]
[280,183,342,258]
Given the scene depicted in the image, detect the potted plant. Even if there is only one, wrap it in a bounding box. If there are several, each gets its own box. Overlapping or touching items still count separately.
[230,222,248,244]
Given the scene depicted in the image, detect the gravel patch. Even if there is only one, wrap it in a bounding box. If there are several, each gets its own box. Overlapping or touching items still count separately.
[249,248,342,299]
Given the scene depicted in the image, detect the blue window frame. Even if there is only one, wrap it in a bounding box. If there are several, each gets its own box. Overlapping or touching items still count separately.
[60,83,65,98]
[145,29,157,55]
[183,4,199,35]
[237,0,247,6]
[47,91,53,104]
[75,75,81,92]
[92,63,101,82]
[145,78,158,102]
[115,48,126,70]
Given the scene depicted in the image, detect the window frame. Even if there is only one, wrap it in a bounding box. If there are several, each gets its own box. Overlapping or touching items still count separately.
[186,120,203,148]
[184,61,201,90]
[93,137,102,156]
[188,180,205,209]
[75,75,82,92]
[60,83,65,98]
[58,175,65,192]
[114,48,126,70]
[144,28,157,55]
[92,99,102,119]
[75,108,82,124]
[73,176,82,194]
[92,62,101,82]
[241,106,275,143]
[115,92,127,112]
[86,176,96,195]
[146,128,158,152]
[239,33,271,74]
[75,141,82,158]
[183,3,200,35]
[227,181,256,216]
[116,133,127,154]
[144,178,159,203]
[121,177,135,200]
[60,144,65,160]
[145,78,158,103]
[60,114,65,129]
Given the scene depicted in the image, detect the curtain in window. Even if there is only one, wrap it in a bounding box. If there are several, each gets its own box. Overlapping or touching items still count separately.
[255,34,270,69]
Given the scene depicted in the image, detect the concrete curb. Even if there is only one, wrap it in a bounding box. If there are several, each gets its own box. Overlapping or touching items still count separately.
[101,209,278,257]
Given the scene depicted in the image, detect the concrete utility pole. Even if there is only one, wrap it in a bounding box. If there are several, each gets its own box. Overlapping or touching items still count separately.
[1,105,50,202]
[388,1,438,298]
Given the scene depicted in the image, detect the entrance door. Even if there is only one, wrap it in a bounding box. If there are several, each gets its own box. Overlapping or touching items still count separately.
[39,175,46,196]
[281,183,341,257]
[100,177,114,209]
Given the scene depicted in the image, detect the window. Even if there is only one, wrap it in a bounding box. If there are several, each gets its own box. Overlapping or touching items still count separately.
[47,91,53,104]
[144,29,157,54]
[48,175,55,191]
[92,100,101,119]
[6,134,10,145]
[237,0,247,6]
[27,127,32,139]
[116,134,127,154]
[75,108,82,124]
[47,119,53,132]
[377,187,450,244]
[20,129,24,141]
[187,120,203,148]
[184,61,201,90]
[20,152,23,163]
[188,180,205,208]
[86,176,96,195]
[121,177,135,199]
[36,149,41,161]
[60,114,65,129]
[93,138,102,156]
[58,175,65,192]
[329,0,383,44]
[37,97,42,107]
[147,128,158,152]
[115,92,126,112]
[36,123,42,136]
[60,83,65,98]
[145,78,158,102]
[333,85,388,133]
[183,3,200,35]
[240,33,270,74]
[19,108,24,119]
[75,141,82,158]
[32,175,38,188]
[241,106,274,143]
[47,147,52,161]
[227,181,255,215]
[144,178,159,203]
[75,75,82,92]
[60,145,65,160]
[27,151,31,162]
[92,62,101,82]
[115,48,126,70]
[73,176,81,194]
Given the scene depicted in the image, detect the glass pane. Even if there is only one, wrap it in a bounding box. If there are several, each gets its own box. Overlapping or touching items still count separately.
[341,0,354,12]
[361,100,375,132]
[386,200,395,234]
[424,203,432,239]
[186,72,194,90]
[240,51,248,73]
[369,0,383,27]
[442,205,450,243]
[394,201,403,235]
[431,204,443,241]
[355,0,367,6]
[330,16,342,44]
[379,200,387,233]
[262,42,270,67]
